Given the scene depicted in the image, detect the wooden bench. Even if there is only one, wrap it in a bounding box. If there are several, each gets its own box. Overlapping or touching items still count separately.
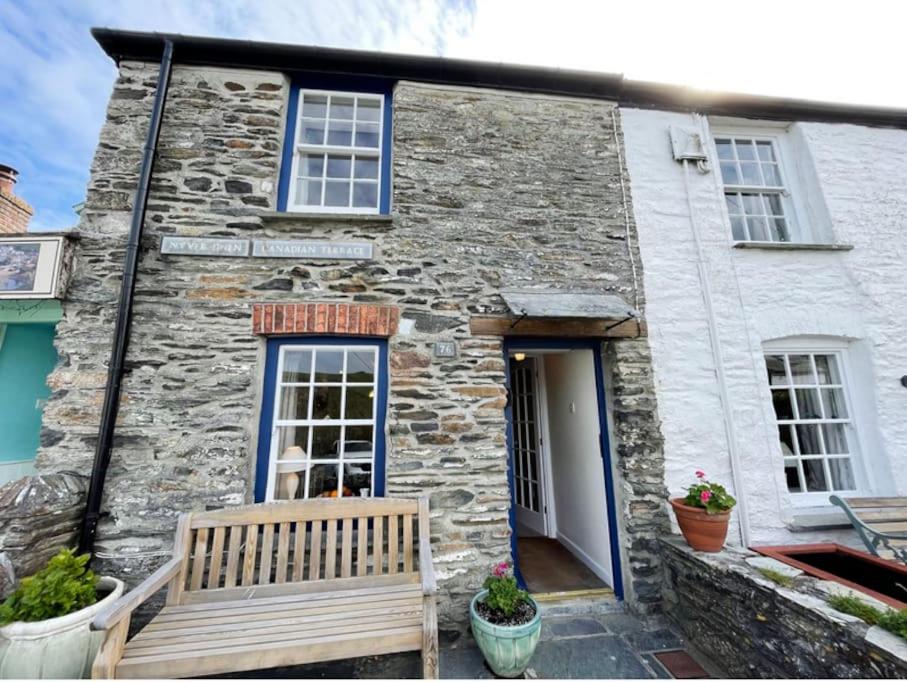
[830,495,907,563]
[91,497,438,679]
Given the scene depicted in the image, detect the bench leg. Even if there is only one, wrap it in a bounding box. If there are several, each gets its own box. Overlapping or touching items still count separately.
[422,595,439,679]
[92,617,130,679]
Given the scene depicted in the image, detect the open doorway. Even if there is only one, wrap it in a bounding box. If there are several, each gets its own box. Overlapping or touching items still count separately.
[506,342,621,597]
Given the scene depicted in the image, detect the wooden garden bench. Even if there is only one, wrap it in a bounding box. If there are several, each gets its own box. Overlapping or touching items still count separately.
[90,497,438,679]
[830,495,907,563]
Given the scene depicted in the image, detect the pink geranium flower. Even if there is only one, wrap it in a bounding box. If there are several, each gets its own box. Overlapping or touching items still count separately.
[700,490,712,503]
[493,561,509,578]
[695,470,706,479]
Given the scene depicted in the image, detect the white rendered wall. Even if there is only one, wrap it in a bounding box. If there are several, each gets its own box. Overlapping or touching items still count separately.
[544,350,613,583]
[621,108,907,546]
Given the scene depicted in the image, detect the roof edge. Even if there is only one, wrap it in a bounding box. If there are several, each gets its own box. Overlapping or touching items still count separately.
[91,27,907,129]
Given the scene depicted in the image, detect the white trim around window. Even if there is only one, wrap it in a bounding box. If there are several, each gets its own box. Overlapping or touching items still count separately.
[762,340,869,507]
[286,89,385,214]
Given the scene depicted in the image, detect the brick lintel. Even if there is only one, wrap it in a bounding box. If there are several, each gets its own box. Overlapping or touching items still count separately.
[252,302,400,337]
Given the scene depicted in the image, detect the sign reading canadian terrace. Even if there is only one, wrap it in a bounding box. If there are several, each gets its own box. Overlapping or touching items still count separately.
[161,236,374,261]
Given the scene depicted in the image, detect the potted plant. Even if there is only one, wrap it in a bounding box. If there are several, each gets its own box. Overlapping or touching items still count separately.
[0,548,124,679]
[670,470,737,552]
[469,561,541,678]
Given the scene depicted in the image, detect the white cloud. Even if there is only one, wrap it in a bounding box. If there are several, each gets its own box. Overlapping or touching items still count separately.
[1,0,904,230]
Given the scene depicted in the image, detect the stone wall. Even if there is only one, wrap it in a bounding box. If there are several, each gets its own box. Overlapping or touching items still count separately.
[661,538,907,678]
[38,63,667,626]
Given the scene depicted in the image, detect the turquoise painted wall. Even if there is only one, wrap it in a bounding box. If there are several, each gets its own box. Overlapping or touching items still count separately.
[0,324,57,463]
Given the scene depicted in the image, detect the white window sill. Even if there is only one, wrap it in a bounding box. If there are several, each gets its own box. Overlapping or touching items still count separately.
[785,506,851,532]
[733,241,854,252]
[260,210,393,223]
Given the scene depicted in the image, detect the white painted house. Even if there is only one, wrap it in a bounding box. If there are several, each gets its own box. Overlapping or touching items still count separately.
[621,107,907,547]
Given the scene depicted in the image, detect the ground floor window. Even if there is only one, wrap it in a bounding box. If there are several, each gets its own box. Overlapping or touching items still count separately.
[763,348,860,499]
[255,337,388,502]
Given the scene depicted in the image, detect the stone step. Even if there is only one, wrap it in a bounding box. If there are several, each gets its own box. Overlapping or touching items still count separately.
[532,588,624,617]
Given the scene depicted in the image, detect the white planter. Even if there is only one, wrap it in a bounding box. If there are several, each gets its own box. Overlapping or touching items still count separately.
[0,576,124,679]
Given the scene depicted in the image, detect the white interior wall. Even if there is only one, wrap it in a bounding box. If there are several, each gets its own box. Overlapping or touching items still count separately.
[543,349,613,584]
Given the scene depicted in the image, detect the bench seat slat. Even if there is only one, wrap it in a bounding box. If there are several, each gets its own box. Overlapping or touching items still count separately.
[843,497,907,509]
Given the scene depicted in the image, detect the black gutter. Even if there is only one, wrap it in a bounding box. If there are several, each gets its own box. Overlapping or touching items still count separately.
[78,39,175,556]
[91,27,907,130]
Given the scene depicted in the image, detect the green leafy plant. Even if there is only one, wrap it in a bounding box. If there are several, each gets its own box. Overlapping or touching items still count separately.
[828,594,907,640]
[683,470,737,514]
[0,549,98,625]
[482,562,529,617]
[757,567,794,587]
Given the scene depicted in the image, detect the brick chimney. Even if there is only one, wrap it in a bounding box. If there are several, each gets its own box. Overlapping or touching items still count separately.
[0,164,34,234]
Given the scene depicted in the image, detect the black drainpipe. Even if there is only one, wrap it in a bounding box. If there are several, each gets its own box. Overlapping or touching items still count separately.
[78,39,175,556]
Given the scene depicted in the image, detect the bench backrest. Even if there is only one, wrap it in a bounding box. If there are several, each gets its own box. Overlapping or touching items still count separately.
[170,497,428,605]
[837,496,907,531]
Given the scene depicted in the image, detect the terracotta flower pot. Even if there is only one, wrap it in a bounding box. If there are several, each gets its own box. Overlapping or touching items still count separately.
[670,498,730,552]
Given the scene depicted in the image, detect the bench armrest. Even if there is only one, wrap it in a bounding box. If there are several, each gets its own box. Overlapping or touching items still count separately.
[419,536,437,595]
[91,556,184,631]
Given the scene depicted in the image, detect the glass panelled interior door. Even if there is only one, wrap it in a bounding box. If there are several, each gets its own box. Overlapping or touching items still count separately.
[511,356,547,536]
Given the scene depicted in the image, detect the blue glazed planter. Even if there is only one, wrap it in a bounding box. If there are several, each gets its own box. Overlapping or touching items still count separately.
[469,590,542,678]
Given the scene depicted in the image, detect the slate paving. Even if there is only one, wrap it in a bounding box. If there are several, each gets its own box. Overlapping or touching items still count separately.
[221,608,716,679]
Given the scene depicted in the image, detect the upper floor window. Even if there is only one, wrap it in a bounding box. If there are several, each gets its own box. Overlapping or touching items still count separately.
[284,89,389,214]
[716,136,792,243]
[764,349,860,502]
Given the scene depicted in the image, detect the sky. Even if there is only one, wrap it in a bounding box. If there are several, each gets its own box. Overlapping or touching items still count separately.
[1,0,905,231]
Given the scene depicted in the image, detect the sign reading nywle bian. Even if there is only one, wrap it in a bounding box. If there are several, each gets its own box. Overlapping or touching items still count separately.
[161,236,374,261]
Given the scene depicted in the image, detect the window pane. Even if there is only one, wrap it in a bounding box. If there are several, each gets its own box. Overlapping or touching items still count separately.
[821,388,848,419]
[829,458,855,490]
[742,194,762,216]
[795,388,822,420]
[784,459,802,492]
[822,423,849,454]
[329,96,355,120]
[354,157,379,180]
[310,426,342,460]
[796,424,822,455]
[273,467,307,500]
[756,141,775,161]
[302,118,325,144]
[312,385,343,420]
[814,355,841,384]
[344,461,372,496]
[278,386,310,421]
[344,425,374,455]
[355,122,380,148]
[275,426,310,459]
[357,98,381,122]
[283,350,312,382]
[740,162,761,185]
[308,463,340,498]
[730,217,746,240]
[778,424,796,455]
[802,459,829,492]
[736,140,756,160]
[345,386,374,419]
[772,389,794,420]
[769,218,789,242]
[352,182,378,208]
[765,355,788,385]
[303,154,324,177]
[327,120,353,146]
[762,164,781,186]
[347,350,375,382]
[298,180,322,206]
[788,355,815,385]
[716,139,734,160]
[302,95,327,119]
[326,155,352,179]
[765,194,784,216]
[720,162,739,184]
[747,217,768,241]
[325,181,351,207]
[314,350,344,382]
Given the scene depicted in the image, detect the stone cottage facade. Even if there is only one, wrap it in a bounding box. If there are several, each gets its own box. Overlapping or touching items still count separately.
[621,109,907,548]
[36,31,669,627]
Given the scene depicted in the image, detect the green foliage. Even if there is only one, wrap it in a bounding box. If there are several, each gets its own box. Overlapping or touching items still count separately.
[757,567,794,587]
[0,549,98,625]
[482,562,529,617]
[828,593,907,640]
[683,471,736,514]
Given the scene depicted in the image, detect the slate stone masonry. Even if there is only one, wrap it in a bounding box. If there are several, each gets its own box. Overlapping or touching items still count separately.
[36,63,670,627]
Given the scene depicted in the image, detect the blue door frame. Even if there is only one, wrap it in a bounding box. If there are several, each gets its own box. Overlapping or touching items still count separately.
[503,338,624,600]
[254,336,389,503]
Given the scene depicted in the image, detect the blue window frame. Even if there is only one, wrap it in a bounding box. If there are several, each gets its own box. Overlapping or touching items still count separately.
[277,76,393,215]
[254,336,389,502]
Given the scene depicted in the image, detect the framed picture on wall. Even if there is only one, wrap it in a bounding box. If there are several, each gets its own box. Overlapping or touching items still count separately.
[0,236,68,299]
